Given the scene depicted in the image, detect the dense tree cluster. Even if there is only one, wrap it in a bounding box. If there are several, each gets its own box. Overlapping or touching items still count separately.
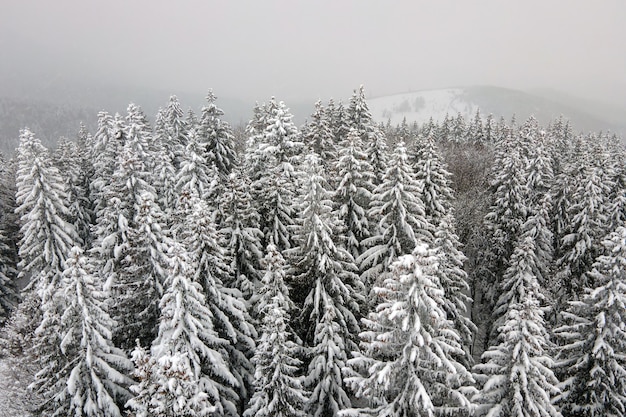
[0,87,625,417]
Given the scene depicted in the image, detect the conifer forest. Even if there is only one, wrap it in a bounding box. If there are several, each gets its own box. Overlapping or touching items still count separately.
[1,85,626,417]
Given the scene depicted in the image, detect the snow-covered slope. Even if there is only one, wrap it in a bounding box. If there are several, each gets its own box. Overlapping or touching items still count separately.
[368,88,478,126]
[368,86,626,135]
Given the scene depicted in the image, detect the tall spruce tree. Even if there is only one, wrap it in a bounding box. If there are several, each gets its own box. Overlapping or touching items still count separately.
[15,130,81,416]
[127,243,236,417]
[333,128,375,263]
[249,98,303,252]
[303,100,338,181]
[218,169,264,302]
[554,226,626,417]
[59,247,133,417]
[345,243,473,417]
[359,141,434,293]
[198,90,238,180]
[244,244,308,417]
[289,154,363,416]
[346,85,388,186]
[179,197,256,416]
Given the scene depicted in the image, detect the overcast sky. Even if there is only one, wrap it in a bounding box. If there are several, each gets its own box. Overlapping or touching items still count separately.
[1,0,625,107]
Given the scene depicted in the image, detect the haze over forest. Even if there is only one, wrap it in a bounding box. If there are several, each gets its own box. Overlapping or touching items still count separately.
[1,1,625,134]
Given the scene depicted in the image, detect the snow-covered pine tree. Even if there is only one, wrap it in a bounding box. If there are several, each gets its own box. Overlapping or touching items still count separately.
[218,169,264,302]
[127,344,215,417]
[0,155,18,323]
[483,113,497,143]
[346,85,388,186]
[249,98,304,252]
[179,196,256,416]
[481,129,529,309]
[554,226,626,417]
[244,244,308,417]
[151,109,178,215]
[555,140,612,299]
[434,214,476,367]
[359,141,434,294]
[17,134,83,414]
[605,137,626,229]
[549,132,580,261]
[522,128,555,299]
[113,191,172,350]
[288,154,364,416]
[125,103,155,170]
[59,246,133,417]
[13,130,79,414]
[472,256,561,417]
[53,138,93,247]
[161,94,189,170]
[466,109,484,144]
[345,243,473,417]
[327,99,350,146]
[127,243,236,417]
[90,112,122,216]
[175,127,219,206]
[303,100,338,181]
[198,90,238,180]
[0,230,18,325]
[0,155,19,267]
[333,127,375,263]
[411,132,455,227]
[15,128,80,293]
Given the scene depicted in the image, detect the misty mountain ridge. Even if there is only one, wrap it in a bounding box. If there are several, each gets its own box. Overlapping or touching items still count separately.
[1,84,624,155]
[368,86,626,136]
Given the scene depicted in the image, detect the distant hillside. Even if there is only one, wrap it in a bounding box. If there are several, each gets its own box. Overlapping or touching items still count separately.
[368,86,626,136]
[0,97,97,155]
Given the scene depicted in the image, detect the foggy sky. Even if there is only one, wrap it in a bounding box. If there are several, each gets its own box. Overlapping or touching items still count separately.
[1,0,625,107]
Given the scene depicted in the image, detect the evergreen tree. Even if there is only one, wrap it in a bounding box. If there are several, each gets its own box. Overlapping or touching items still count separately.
[90,112,122,216]
[0,229,18,325]
[127,345,216,417]
[53,138,93,247]
[333,128,375,263]
[0,155,20,269]
[345,244,473,417]
[473,283,560,417]
[113,191,172,350]
[162,94,189,170]
[303,100,338,179]
[327,98,350,146]
[218,169,264,301]
[359,141,434,293]
[127,243,236,417]
[249,98,303,252]
[199,90,238,179]
[554,226,626,417]
[0,152,18,324]
[411,133,455,226]
[179,197,256,415]
[556,159,611,299]
[244,245,308,417]
[14,130,77,414]
[59,247,133,417]
[481,131,529,308]
[151,108,178,214]
[289,154,363,416]
[346,85,387,185]
[450,113,467,144]
[15,128,79,292]
[175,127,219,204]
[466,109,484,144]
[434,215,476,366]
